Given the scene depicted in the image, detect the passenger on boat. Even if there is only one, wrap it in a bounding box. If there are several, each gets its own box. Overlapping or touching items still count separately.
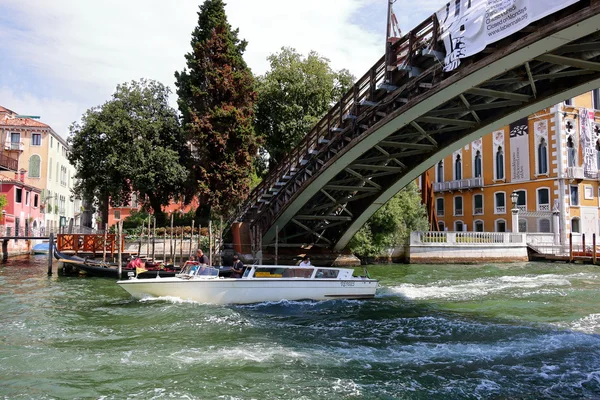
[231,255,245,278]
[299,255,311,267]
[190,248,209,264]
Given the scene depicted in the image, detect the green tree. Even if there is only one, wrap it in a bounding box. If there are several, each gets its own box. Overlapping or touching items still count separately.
[255,47,354,168]
[68,79,190,226]
[348,182,429,258]
[175,0,259,218]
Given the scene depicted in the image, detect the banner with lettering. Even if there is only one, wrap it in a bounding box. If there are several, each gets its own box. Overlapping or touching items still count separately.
[437,0,580,71]
[509,117,530,181]
[580,108,595,175]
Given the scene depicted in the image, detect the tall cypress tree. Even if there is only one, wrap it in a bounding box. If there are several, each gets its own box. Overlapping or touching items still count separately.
[175,0,258,217]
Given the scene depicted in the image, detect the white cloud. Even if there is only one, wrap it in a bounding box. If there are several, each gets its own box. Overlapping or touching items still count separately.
[0,0,443,139]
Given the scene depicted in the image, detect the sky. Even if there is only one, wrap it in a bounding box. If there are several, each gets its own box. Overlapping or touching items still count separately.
[0,0,442,139]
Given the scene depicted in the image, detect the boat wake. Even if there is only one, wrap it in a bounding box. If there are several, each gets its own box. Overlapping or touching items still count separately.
[386,273,589,301]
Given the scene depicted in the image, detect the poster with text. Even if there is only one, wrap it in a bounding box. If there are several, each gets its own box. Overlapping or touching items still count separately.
[437,0,581,71]
[509,117,530,181]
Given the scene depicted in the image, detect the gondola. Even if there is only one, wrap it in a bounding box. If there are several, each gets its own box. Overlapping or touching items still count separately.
[54,247,233,279]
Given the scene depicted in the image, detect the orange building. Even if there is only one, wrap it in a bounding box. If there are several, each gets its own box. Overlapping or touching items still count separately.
[107,195,200,228]
[429,90,600,245]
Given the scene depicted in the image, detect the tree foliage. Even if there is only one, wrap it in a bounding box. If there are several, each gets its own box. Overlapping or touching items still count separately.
[255,47,354,168]
[68,79,190,226]
[348,182,429,258]
[175,0,259,217]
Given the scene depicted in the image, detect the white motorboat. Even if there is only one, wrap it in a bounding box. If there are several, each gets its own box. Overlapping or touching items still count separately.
[117,261,378,305]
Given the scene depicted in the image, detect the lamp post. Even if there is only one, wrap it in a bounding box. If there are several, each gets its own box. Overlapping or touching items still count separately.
[510,190,519,233]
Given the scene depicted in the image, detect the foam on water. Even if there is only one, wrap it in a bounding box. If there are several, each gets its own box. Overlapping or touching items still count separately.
[387,273,586,301]
[553,313,600,334]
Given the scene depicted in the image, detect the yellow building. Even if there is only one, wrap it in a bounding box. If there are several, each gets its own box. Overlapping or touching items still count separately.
[429,90,600,245]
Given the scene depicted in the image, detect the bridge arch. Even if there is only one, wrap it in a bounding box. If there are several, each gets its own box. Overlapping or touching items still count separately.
[238,1,600,251]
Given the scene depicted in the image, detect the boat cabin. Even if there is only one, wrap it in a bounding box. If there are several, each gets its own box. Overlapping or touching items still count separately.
[243,265,354,280]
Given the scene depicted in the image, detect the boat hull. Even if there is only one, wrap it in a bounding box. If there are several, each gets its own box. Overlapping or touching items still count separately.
[117,278,378,304]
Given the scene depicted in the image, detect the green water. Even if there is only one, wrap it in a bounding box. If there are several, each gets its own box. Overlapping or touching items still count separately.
[1,257,600,399]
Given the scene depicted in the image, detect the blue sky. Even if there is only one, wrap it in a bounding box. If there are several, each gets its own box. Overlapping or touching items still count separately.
[0,0,440,138]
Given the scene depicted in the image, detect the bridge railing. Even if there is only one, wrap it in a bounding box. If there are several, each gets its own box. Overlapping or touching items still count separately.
[235,14,440,226]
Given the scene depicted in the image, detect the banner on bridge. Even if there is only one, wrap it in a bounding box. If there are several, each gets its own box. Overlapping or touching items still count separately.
[437,0,580,72]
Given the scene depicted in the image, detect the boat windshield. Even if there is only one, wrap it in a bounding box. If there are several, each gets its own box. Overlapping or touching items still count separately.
[179,262,219,278]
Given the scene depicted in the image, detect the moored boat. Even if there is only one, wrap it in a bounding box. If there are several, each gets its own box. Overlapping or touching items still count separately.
[54,247,181,279]
[32,242,50,254]
[117,262,378,304]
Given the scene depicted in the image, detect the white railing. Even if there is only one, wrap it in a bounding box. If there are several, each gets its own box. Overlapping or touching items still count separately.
[411,231,526,246]
[537,204,550,211]
[566,166,584,180]
[433,177,483,192]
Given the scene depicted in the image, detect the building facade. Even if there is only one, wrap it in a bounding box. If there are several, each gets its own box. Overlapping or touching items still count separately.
[0,106,79,236]
[429,90,600,245]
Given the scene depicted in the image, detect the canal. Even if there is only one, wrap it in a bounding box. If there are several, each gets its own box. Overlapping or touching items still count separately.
[1,256,599,399]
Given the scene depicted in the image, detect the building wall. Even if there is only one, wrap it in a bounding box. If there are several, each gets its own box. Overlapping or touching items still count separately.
[0,108,77,234]
[428,89,600,243]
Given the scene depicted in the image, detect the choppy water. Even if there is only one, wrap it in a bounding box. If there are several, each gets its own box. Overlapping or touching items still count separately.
[1,257,600,399]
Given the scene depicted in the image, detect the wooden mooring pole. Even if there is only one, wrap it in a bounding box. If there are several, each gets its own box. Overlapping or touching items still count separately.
[2,239,8,262]
[594,233,597,265]
[118,221,123,277]
[47,233,54,275]
[152,216,156,261]
[569,233,573,263]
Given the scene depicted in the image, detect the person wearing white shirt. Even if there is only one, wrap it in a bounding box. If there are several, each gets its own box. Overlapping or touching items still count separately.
[299,255,311,267]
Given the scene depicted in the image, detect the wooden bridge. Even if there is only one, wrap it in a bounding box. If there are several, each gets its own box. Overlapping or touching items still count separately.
[233,0,600,253]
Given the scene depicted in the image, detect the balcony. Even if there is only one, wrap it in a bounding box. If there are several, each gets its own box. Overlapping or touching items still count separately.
[566,167,584,180]
[537,204,550,212]
[0,153,18,171]
[433,177,483,192]
[4,142,24,152]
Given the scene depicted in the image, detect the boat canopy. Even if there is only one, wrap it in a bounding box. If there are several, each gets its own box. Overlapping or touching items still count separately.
[244,266,354,280]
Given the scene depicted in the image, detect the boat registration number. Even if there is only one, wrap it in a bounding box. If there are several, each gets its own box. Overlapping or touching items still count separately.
[341,281,355,287]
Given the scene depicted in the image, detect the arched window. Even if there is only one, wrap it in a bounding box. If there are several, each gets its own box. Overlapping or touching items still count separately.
[496,219,506,232]
[436,198,444,217]
[538,138,548,174]
[28,155,41,178]
[474,151,482,178]
[496,146,504,180]
[437,161,444,183]
[518,219,527,233]
[537,188,550,211]
[571,217,580,233]
[438,221,445,231]
[454,196,463,216]
[495,192,506,213]
[474,220,484,232]
[567,136,576,167]
[473,194,483,215]
[539,219,551,233]
[455,154,462,180]
[455,220,464,232]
